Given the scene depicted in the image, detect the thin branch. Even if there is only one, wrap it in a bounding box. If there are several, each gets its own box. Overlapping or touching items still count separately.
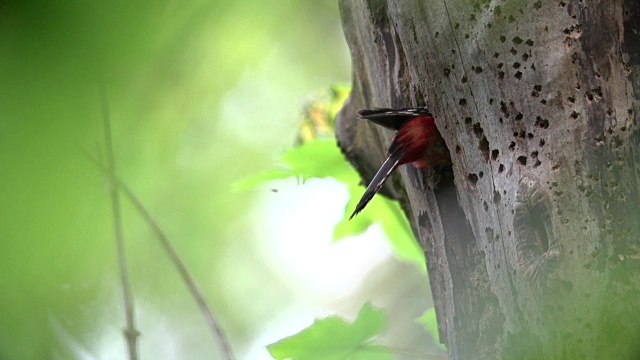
[100,88,139,360]
[84,151,235,360]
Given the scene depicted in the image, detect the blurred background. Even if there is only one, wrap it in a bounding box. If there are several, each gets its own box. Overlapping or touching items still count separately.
[0,1,437,359]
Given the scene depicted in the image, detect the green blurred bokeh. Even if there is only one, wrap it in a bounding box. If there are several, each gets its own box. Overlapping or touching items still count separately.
[0,1,350,358]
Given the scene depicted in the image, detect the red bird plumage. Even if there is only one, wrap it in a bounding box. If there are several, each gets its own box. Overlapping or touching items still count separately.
[350,107,451,219]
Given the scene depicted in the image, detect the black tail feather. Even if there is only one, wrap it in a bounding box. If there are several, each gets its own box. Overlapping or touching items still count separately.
[349,150,405,220]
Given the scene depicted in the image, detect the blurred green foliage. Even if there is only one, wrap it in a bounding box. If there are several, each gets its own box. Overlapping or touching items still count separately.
[267,303,391,360]
[416,307,444,348]
[0,0,350,359]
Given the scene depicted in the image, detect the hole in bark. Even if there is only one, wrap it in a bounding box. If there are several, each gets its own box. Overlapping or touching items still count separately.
[498,71,505,79]
[492,149,499,161]
[483,201,489,211]
[515,71,523,79]
[498,164,505,173]
[500,101,509,116]
[455,145,461,153]
[570,111,580,119]
[513,36,523,44]
[539,139,546,147]
[465,117,472,125]
[468,173,479,187]
[510,47,518,55]
[459,98,467,106]
[535,116,550,129]
[514,181,559,288]
[494,190,501,204]
[525,39,534,46]
[500,34,506,42]
[480,136,490,162]
[517,156,528,166]
[479,171,484,178]
[473,123,484,137]
[515,112,524,120]
[540,99,547,105]
[509,141,516,151]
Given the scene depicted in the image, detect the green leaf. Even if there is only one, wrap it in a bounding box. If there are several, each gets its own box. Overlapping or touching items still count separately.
[267,303,391,360]
[233,139,355,191]
[333,184,426,271]
[280,139,354,182]
[416,307,445,348]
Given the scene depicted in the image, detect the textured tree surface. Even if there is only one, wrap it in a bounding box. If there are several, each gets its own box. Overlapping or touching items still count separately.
[336,1,640,358]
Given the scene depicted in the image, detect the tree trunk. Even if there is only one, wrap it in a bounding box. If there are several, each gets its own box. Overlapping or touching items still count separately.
[336,0,640,358]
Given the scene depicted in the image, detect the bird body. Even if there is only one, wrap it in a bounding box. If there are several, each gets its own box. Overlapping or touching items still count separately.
[349,107,450,219]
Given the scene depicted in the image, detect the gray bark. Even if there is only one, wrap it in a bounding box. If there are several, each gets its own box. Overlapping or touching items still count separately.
[336,0,640,358]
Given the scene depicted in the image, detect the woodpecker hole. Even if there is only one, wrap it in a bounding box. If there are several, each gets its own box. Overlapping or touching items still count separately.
[472,123,484,137]
[480,136,490,162]
[514,181,560,289]
[517,156,528,166]
[468,173,479,187]
[493,190,501,204]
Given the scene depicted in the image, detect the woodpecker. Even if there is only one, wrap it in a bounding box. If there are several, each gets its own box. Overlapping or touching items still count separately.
[349,107,451,219]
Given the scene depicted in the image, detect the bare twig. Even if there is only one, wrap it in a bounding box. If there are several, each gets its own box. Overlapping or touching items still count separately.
[118,176,236,360]
[100,88,139,360]
[84,152,235,360]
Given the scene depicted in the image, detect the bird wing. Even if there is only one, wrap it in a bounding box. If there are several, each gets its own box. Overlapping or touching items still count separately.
[349,144,406,220]
[357,107,432,131]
